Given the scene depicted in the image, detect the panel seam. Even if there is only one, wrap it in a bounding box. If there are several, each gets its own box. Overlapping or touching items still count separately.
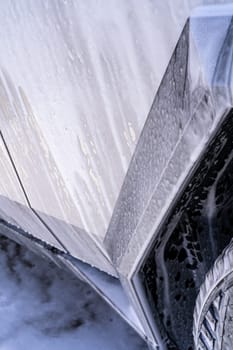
[0,130,68,252]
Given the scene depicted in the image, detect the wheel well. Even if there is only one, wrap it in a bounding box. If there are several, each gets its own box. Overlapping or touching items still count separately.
[138,111,233,349]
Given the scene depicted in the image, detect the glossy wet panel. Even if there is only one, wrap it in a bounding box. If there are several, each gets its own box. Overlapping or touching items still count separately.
[139,112,233,349]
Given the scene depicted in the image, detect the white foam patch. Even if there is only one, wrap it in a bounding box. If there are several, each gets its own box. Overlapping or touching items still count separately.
[0,236,146,350]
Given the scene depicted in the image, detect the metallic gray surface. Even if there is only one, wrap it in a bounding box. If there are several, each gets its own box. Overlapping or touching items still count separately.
[0,1,231,274]
[104,7,233,348]
[105,22,191,269]
[1,3,233,348]
[105,8,233,278]
[0,133,63,249]
[0,73,116,275]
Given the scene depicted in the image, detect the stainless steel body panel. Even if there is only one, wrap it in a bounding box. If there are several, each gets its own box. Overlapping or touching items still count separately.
[1,2,233,349]
[0,134,63,248]
[0,0,231,272]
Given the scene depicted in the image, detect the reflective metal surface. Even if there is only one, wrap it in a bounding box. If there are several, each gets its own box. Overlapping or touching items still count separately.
[0,1,232,273]
[1,2,233,349]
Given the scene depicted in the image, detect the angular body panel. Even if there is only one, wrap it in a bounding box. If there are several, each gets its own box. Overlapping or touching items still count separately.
[1,0,230,271]
[0,134,62,248]
[1,2,233,349]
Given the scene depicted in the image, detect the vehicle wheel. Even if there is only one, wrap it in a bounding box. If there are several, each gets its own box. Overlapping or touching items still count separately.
[193,239,233,350]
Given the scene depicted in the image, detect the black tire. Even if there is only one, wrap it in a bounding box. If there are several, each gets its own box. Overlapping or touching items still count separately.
[193,239,233,350]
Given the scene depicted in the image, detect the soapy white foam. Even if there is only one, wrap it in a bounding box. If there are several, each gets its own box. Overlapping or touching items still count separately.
[0,235,146,350]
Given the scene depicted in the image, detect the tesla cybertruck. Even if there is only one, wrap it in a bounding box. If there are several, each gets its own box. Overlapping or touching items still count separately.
[2,1,233,349]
